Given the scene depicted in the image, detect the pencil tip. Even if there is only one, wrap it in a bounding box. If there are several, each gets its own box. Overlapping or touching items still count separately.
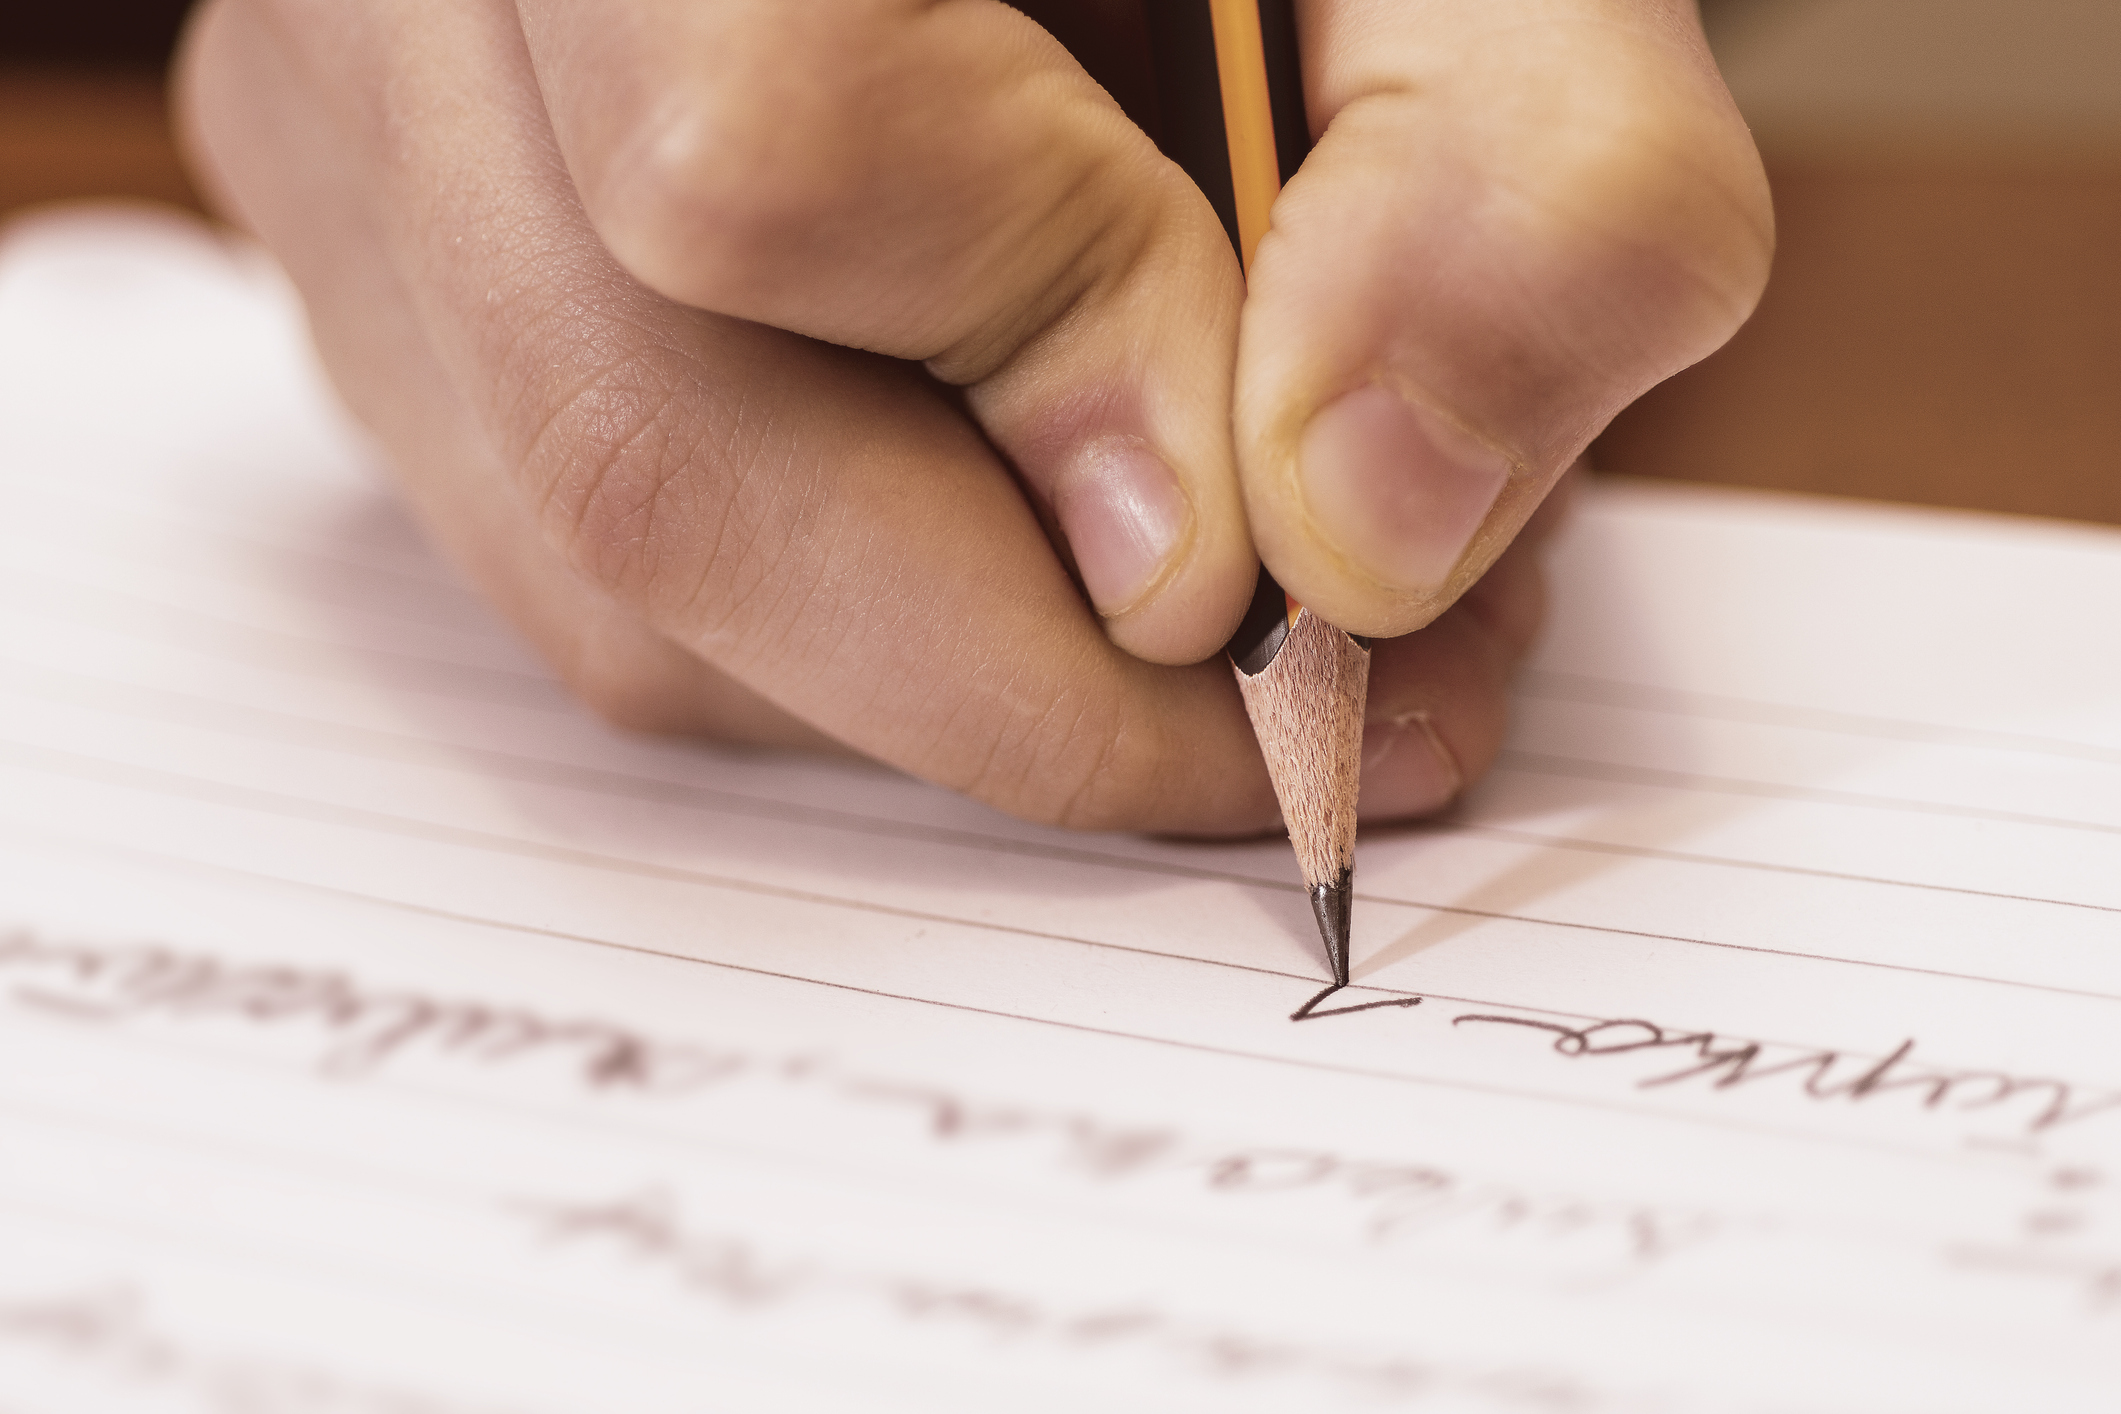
[1309,867,1353,988]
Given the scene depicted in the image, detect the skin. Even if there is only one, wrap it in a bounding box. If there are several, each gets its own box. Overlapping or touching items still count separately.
[172,0,1771,836]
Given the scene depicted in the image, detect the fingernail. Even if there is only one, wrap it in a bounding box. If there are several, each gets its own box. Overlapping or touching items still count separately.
[1052,436,1192,616]
[1299,384,1512,593]
[1360,707,1464,818]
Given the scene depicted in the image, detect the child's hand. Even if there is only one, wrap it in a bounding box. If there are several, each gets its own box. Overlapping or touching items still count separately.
[176,0,1768,833]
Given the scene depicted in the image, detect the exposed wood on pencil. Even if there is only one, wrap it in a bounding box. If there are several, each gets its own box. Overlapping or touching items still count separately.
[1155,0,1367,997]
[1234,608,1369,983]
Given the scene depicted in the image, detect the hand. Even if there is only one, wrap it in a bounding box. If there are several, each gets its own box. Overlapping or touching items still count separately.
[175,0,1769,834]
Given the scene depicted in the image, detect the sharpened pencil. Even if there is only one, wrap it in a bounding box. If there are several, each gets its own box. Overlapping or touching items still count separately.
[1144,0,1371,994]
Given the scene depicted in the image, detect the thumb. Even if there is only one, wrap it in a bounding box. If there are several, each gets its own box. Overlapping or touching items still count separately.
[1236,0,1772,636]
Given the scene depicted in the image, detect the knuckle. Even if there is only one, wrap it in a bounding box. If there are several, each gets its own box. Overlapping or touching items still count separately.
[590,74,864,310]
[1373,615,1514,791]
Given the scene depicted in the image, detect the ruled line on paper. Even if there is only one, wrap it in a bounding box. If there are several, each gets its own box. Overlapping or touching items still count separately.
[13,536,2121,834]
[1518,669,2121,770]
[21,563,2117,841]
[9,730,2121,1013]
[1433,821,2121,919]
[0,968,1759,1275]
[1496,749,2121,839]
[21,489,2114,771]
[0,1184,1624,1413]
[0,1088,501,1226]
[5,823,2114,1161]
[0,496,500,638]
[6,479,490,598]
[0,819,1650,1039]
[0,1284,547,1414]
[0,567,573,713]
[19,498,2113,773]
[8,657,2121,922]
[0,1188,922,1411]
[495,1186,1619,1405]
[0,920,2019,1195]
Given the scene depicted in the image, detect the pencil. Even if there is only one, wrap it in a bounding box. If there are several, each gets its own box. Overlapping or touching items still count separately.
[1143,0,1371,1005]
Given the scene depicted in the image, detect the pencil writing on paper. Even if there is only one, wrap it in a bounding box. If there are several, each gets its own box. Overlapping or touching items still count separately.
[0,926,1730,1266]
[1943,1243,2121,1311]
[14,922,2120,1143]
[513,1187,1605,1409]
[1289,981,1423,1022]
[1451,1012,2121,1133]
[0,1286,540,1414]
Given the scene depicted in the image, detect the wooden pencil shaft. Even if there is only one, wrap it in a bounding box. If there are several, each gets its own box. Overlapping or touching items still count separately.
[1141,0,1309,262]
[1145,1,1367,983]
[1234,609,1369,889]
[1207,0,1279,272]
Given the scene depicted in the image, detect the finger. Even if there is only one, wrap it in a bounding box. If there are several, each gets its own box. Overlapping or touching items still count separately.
[184,0,1558,838]
[1359,524,1550,822]
[511,0,1257,662]
[179,0,837,751]
[1238,0,1772,637]
[185,0,1281,834]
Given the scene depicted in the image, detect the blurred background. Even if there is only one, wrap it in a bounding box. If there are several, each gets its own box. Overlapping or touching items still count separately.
[3,0,2116,524]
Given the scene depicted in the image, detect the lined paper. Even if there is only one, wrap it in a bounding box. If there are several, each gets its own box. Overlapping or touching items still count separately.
[2,207,2117,1413]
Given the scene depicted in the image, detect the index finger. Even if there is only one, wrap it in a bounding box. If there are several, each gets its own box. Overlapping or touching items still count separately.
[195,0,1283,831]
[512,0,1260,665]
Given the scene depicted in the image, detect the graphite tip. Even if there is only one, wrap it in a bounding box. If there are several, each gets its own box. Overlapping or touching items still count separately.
[1308,867,1353,988]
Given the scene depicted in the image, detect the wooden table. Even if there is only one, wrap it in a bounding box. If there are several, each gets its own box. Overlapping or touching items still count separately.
[0,67,201,215]
[1600,159,2121,526]
[5,65,2118,527]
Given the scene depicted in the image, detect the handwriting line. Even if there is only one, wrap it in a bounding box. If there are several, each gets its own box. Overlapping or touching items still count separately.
[0,832,2047,1167]
[0,1183,911,1400]
[1446,1015,2121,1134]
[0,942,1759,1278]
[26,824,2102,1112]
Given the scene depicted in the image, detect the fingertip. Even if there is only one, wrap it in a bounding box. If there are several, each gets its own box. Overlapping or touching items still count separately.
[1358,706,1463,822]
[1049,435,1194,617]
[1076,430,1259,666]
[1095,530,1258,667]
[1354,602,1520,824]
[1294,381,1511,593]
[984,272,1256,669]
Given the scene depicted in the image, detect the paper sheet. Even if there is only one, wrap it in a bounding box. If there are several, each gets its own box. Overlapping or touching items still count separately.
[1,207,2117,1413]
